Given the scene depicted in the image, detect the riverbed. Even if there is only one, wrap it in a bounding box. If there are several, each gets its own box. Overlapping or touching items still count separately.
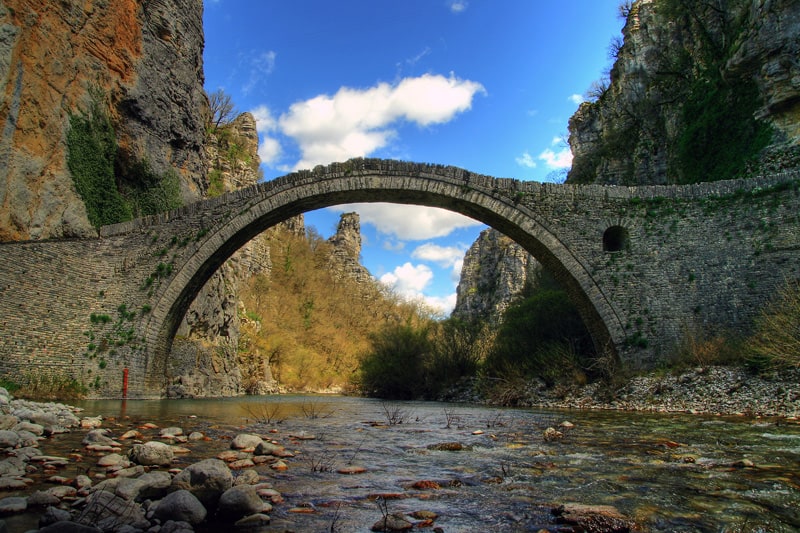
[7,394,798,532]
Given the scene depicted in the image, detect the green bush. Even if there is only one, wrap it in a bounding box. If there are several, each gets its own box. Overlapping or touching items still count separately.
[484,288,595,385]
[66,90,132,227]
[675,75,773,183]
[67,88,183,227]
[358,323,432,400]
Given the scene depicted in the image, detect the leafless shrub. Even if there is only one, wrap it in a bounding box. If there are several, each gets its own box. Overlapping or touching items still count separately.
[241,401,286,425]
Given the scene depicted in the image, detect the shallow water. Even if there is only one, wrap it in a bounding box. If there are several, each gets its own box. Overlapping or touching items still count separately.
[8,395,800,531]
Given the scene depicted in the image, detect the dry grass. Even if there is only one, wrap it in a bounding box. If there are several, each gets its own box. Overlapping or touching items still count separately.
[746,279,800,370]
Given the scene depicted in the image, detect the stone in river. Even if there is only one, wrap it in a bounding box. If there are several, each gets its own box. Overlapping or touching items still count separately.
[80,416,103,429]
[371,512,414,531]
[217,484,272,519]
[0,495,27,514]
[119,430,142,440]
[270,460,288,471]
[188,431,204,441]
[229,459,255,470]
[128,441,174,466]
[254,441,285,456]
[153,489,207,525]
[234,469,260,486]
[235,513,272,528]
[170,458,233,508]
[159,427,184,438]
[337,465,367,475]
[97,453,127,468]
[543,427,563,441]
[551,503,637,532]
[231,433,263,450]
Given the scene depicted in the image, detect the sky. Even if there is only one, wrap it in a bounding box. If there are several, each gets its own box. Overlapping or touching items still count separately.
[203,1,624,315]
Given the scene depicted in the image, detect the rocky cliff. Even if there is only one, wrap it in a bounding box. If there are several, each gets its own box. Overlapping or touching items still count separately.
[568,0,800,185]
[0,0,207,241]
[166,112,273,399]
[452,228,541,325]
[327,212,373,285]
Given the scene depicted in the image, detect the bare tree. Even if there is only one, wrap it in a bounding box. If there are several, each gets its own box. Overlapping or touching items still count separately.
[207,88,237,131]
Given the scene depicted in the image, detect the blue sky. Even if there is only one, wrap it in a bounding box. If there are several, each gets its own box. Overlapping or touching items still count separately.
[203,1,623,315]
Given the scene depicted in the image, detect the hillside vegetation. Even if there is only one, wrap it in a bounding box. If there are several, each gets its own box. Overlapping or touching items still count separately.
[237,226,429,393]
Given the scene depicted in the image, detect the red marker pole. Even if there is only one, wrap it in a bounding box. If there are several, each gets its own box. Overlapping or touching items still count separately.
[122,368,129,399]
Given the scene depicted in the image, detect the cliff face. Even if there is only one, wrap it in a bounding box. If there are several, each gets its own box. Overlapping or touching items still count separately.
[0,0,206,241]
[451,228,540,325]
[167,112,267,399]
[568,0,800,186]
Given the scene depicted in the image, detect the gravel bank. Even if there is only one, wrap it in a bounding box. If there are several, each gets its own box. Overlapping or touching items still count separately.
[445,366,800,418]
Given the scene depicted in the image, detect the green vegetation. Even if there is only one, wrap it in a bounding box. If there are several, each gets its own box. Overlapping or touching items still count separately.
[674,76,772,184]
[66,88,131,227]
[483,287,595,386]
[66,88,183,228]
[358,271,594,400]
[0,371,87,401]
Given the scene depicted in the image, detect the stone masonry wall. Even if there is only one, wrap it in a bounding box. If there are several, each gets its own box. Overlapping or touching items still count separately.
[1,160,799,397]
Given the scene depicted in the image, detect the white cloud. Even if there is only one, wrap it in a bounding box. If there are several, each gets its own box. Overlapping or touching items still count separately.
[333,203,482,240]
[411,242,466,268]
[251,105,277,133]
[569,93,585,105]
[243,50,277,95]
[257,137,281,166]
[539,147,573,169]
[422,292,458,315]
[278,73,485,170]
[380,262,433,296]
[515,151,537,169]
[380,263,457,315]
[448,1,468,13]
[251,105,281,165]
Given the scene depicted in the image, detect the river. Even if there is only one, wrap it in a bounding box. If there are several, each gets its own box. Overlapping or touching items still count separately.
[8,395,800,532]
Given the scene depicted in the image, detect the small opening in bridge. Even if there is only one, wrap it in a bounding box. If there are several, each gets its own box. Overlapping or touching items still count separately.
[603,226,629,252]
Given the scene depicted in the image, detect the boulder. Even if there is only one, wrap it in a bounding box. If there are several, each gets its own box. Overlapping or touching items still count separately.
[153,490,207,525]
[82,490,147,530]
[0,430,19,448]
[231,433,263,450]
[129,441,174,466]
[170,458,232,508]
[217,485,271,519]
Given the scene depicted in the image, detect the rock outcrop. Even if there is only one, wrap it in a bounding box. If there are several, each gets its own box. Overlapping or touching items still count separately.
[568,0,800,186]
[327,212,372,285]
[167,113,266,399]
[0,0,207,241]
[451,228,540,325]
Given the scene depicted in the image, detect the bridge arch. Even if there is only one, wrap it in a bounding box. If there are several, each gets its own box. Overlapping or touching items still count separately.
[142,160,624,391]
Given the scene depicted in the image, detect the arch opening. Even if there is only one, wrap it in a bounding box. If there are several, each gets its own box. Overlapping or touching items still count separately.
[603,225,629,252]
[144,167,625,394]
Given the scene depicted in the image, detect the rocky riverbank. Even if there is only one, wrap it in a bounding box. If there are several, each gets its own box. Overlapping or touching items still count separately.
[442,366,800,419]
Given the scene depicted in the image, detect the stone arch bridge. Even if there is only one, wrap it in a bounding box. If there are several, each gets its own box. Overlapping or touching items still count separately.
[1,159,799,398]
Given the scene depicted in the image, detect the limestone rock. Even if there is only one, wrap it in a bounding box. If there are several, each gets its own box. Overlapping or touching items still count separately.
[153,490,207,526]
[452,228,541,324]
[217,484,271,519]
[169,458,233,508]
[567,0,800,185]
[0,0,207,241]
[128,441,174,467]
